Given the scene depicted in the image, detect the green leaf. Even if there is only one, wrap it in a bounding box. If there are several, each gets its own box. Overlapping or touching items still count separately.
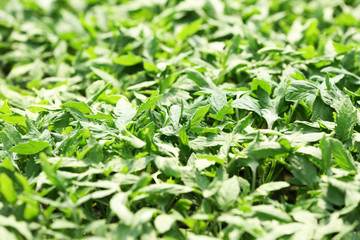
[39,153,66,190]
[61,101,92,114]
[9,140,49,155]
[179,125,189,147]
[321,67,360,83]
[231,95,261,116]
[0,123,22,151]
[244,141,288,159]
[119,131,146,149]
[140,183,193,195]
[154,214,175,234]
[0,113,26,127]
[257,87,280,128]
[113,53,142,66]
[330,138,356,171]
[0,173,17,203]
[252,205,292,223]
[334,97,357,141]
[305,19,319,45]
[332,42,352,54]
[0,226,17,240]
[110,193,133,226]
[311,96,333,121]
[177,19,203,41]
[320,135,332,173]
[169,105,182,127]
[155,157,180,178]
[289,154,317,187]
[186,69,215,89]
[233,113,252,134]
[2,158,15,172]
[50,219,79,229]
[0,100,12,114]
[0,215,32,240]
[23,200,39,220]
[254,182,290,196]
[85,80,109,105]
[136,95,163,116]
[209,88,227,112]
[209,100,233,121]
[251,78,271,95]
[216,176,240,209]
[114,97,137,129]
[90,66,120,89]
[285,80,318,103]
[190,104,210,130]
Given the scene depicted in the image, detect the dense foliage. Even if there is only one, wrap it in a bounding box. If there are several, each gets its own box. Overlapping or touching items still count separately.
[1,0,360,239]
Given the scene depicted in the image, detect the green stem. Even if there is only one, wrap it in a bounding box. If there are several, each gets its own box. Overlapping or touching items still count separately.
[251,167,257,192]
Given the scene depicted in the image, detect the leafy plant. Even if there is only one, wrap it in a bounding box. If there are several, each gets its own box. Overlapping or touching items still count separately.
[0,0,360,239]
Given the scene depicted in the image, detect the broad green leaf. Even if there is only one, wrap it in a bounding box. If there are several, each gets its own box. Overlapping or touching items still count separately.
[252,205,292,223]
[320,135,332,173]
[0,226,17,240]
[0,123,22,150]
[289,154,317,187]
[113,53,142,66]
[119,132,146,149]
[244,141,288,159]
[110,193,133,226]
[39,154,66,190]
[209,100,233,121]
[0,100,12,114]
[254,181,290,196]
[216,176,240,209]
[51,219,79,229]
[251,78,271,95]
[190,105,210,130]
[305,19,319,45]
[232,95,261,116]
[186,69,215,89]
[334,97,357,141]
[311,96,333,121]
[85,80,109,105]
[196,154,224,165]
[23,200,39,220]
[330,138,356,171]
[285,80,318,103]
[140,183,193,195]
[332,42,352,54]
[85,112,113,120]
[2,158,15,172]
[257,87,280,128]
[233,113,252,134]
[61,101,92,114]
[179,125,189,147]
[155,157,180,178]
[154,214,175,234]
[9,140,49,155]
[177,19,203,41]
[90,66,120,89]
[0,113,26,127]
[114,97,137,129]
[132,208,158,227]
[209,88,227,112]
[169,105,182,127]
[0,215,32,240]
[0,173,17,203]
[136,95,163,116]
[321,67,360,82]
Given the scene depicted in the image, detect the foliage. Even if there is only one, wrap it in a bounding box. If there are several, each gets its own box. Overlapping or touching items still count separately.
[1,0,360,239]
